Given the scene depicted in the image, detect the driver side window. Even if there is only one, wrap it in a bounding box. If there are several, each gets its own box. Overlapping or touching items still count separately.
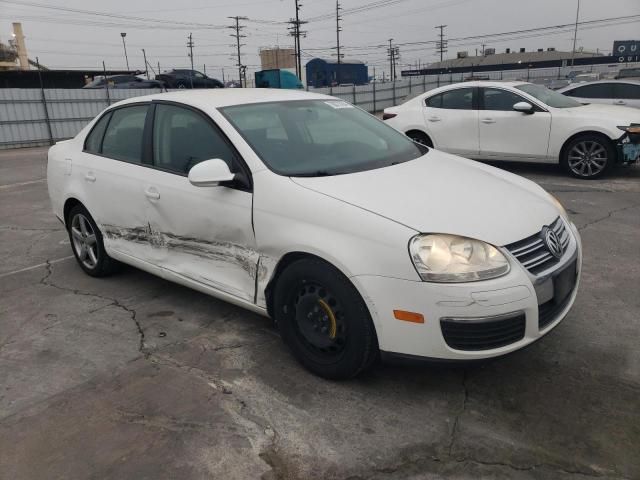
[152,104,237,175]
[482,88,528,111]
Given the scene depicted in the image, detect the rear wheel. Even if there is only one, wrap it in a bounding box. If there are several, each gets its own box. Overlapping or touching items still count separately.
[561,134,615,179]
[67,204,120,277]
[273,258,379,379]
[406,131,433,148]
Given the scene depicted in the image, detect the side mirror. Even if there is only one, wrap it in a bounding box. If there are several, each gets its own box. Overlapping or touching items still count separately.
[513,101,534,114]
[188,159,235,187]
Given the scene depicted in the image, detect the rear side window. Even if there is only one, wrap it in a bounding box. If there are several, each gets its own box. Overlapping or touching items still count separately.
[613,83,640,99]
[426,88,474,109]
[152,103,237,174]
[101,105,148,163]
[84,112,111,154]
[567,83,613,99]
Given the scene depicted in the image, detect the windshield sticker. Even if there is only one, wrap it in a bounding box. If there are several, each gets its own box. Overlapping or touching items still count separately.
[325,100,354,109]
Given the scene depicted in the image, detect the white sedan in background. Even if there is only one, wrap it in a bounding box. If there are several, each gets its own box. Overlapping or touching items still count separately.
[557,79,640,109]
[383,81,640,179]
[49,89,581,379]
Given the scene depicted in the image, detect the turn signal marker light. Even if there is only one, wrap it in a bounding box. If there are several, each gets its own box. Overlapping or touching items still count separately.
[393,310,425,324]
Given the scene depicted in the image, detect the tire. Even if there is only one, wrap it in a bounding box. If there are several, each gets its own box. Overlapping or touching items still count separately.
[176,82,187,89]
[406,131,433,148]
[273,258,379,379]
[561,134,616,179]
[67,204,120,277]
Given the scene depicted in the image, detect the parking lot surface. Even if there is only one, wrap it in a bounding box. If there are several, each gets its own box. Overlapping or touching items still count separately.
[1,147,639,479]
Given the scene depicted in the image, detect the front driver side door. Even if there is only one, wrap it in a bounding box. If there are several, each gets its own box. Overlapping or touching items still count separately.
[142,102,258,302]
[422,87,479,157]
[478,87,552,161]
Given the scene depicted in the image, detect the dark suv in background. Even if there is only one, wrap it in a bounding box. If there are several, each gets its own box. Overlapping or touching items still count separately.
[155,69,224,89]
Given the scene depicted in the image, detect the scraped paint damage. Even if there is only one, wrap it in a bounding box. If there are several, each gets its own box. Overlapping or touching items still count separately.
[101,224,270,303]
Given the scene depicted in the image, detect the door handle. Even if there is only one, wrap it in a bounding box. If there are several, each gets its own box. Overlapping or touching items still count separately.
[614,100,626,105]
[481,118,496,124]
[144,187,160,200]
[427,116,441,122]
[84,172,96,183]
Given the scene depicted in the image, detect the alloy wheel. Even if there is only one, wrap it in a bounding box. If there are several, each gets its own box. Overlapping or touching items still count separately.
[71,213,98,269]
[567,140,608,177]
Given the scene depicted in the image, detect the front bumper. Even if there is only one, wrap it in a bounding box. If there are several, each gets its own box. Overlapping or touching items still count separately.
[352,221,582,361]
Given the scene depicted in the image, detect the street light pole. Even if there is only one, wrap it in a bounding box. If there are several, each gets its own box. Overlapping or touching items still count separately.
[120,32,129,71]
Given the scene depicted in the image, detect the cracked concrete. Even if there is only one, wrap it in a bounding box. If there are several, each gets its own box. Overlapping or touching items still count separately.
[1,148,639,479]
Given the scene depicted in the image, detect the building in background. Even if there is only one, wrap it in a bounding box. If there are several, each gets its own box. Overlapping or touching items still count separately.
[0,23,31,71]
[305,58,368,88]
[259,47,296,70]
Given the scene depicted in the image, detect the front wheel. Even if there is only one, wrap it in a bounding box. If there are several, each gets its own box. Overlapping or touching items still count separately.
[273,258,379,379]
[561,134,615,179]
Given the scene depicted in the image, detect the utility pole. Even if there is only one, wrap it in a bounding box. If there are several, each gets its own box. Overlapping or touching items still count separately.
[120,32,129,70]
[141,48,149,79]
[388,38,393,81]
[228,16,248,87]
[335,0,342,84]
[435,24,447,62]
[571,0,580,66]
[187,33,194,88]
[387,39,399,81]
[288,0,307,80]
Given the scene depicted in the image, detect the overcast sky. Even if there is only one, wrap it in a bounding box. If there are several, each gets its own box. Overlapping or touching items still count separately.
[1,0,639,80]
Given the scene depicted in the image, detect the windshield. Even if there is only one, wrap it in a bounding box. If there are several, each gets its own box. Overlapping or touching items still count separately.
[516,83,583,108]
[220,100,426,176]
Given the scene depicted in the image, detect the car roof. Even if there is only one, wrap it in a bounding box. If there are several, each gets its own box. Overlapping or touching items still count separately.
[110,88,335,109]
[556,79,640,91]
[419,80,528,97]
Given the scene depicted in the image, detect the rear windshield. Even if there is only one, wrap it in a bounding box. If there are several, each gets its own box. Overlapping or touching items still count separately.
[220,100,426,177]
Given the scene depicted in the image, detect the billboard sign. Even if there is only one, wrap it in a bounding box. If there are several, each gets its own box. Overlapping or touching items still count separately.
[613,40,640,62]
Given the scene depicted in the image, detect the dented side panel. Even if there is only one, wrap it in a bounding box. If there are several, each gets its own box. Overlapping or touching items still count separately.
[138,169,258,302]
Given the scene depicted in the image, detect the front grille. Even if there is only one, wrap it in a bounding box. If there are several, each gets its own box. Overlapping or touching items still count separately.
[505,217,570,275]
[440,313,526,351]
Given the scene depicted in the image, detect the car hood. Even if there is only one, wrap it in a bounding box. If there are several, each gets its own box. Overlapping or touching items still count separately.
[561,103,640,123]
[291,151,560,247]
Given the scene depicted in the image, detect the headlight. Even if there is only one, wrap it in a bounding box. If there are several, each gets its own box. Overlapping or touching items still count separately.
[409,234,510,283]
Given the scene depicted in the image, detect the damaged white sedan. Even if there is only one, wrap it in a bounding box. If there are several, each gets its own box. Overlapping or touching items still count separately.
[48,89,582,379]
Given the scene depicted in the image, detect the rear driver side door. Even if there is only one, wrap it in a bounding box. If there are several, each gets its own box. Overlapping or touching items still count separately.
[422,87,479,157]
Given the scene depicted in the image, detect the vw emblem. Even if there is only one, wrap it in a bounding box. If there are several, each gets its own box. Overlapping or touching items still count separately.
[542,227,563,259]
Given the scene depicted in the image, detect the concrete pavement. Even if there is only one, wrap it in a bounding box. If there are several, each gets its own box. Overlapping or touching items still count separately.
[1,147,639,479]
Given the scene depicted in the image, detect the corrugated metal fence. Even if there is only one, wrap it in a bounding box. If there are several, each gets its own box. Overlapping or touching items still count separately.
[0,88,162,149]
[1,62,638,150]
[0,79,450,150]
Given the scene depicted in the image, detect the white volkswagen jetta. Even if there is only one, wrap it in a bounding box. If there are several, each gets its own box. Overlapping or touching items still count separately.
[383,81,640,179]
[48,89,582,379]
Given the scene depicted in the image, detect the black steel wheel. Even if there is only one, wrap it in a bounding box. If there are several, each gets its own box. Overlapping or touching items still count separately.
[274,258,379,379]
